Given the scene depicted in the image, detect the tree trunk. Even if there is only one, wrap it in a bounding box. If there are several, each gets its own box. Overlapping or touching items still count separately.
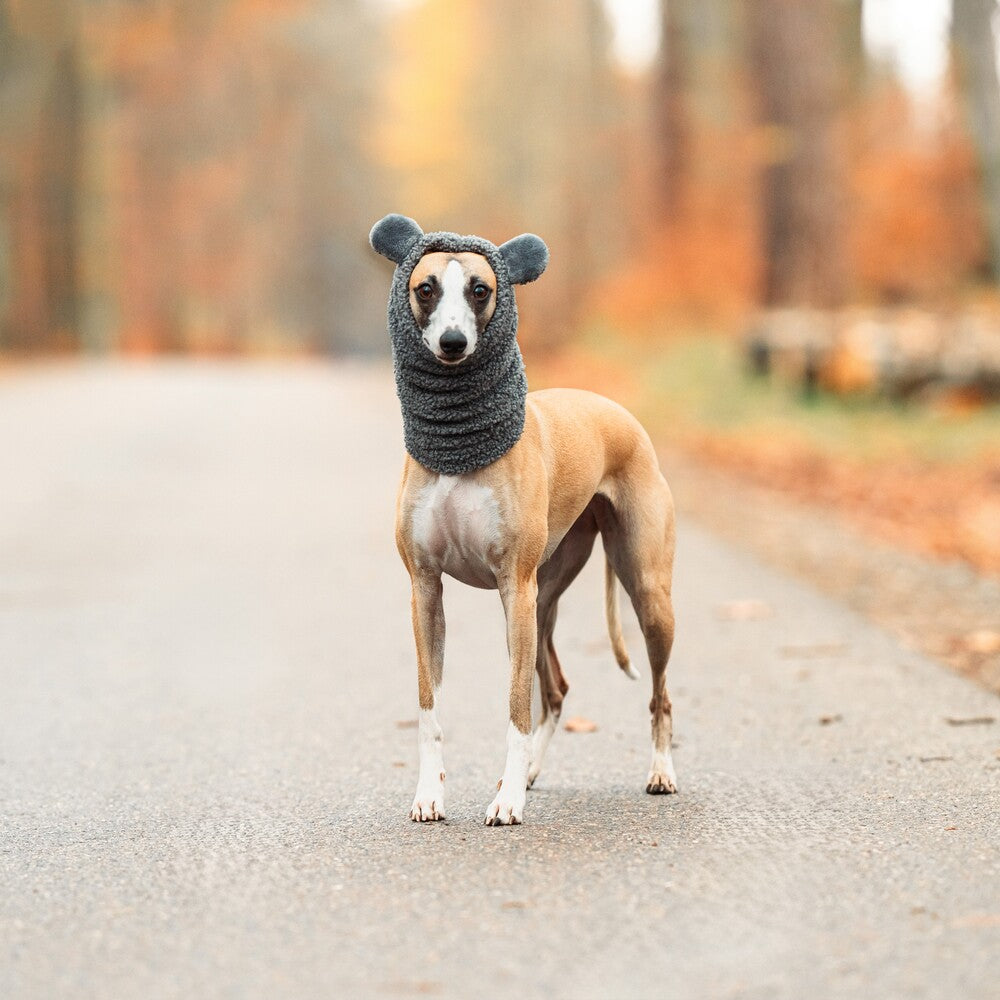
[655,0,689,215]
[952,0,1000,283]
[747,0,847,307]
[39,42,82,346]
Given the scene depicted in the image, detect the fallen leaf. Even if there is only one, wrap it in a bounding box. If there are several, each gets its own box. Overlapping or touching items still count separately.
[501,900,528,910]
[959,630,1000,655]
[944,715,996,726]
[819,713,843,725]
[563,716,598,733]
[716,599,774,621]
[385,980,442,996]
[395,720,418,729]
[944,825,957,831]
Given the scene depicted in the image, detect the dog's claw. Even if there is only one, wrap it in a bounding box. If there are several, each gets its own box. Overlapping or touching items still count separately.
[484,811,521,826]
[409,797,446,822]
[484,791,525,826]
[645,773,678,795]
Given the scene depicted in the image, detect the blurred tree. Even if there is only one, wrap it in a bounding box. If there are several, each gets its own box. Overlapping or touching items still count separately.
[747,0,850,308]
[1,0,388,355]
[104,0,386,353]
[644,0,759,320]
[839,0,866,95]
[478,0,624,342]
[378,0,625,346]
[0,0,83,350]
[952,0,1000,283]
[655,0,688,216]
[654,0,736,217]
[654,0,737,221]
[75,6,118,354]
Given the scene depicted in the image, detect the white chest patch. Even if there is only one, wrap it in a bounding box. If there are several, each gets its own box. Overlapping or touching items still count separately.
[411,476,502,588]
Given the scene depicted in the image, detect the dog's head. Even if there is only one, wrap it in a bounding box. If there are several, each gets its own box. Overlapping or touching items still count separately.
[370,214,548,366]
[407,252,497,365]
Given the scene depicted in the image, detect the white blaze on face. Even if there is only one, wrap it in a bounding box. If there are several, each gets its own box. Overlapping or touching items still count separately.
[425,259,477,360]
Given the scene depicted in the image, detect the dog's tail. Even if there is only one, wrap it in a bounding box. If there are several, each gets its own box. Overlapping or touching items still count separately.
[605,556,639,680]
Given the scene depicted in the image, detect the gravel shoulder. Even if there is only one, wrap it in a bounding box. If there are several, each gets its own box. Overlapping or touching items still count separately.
[663,448,1000,694]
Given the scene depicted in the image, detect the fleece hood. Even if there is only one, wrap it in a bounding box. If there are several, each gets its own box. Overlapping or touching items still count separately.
[369,213,548,476]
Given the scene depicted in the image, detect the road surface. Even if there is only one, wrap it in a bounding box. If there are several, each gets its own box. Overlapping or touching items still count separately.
[1,361,998,999]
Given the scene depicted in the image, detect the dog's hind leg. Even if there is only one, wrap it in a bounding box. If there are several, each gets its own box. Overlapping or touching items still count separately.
[640,590,678,794]
[526,506,600,789]
[408,569,447,821]
[597,483,678,794]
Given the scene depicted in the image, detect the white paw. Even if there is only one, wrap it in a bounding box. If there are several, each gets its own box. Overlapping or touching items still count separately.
[484,780,526,826]
[645,765,678,795]
[526,765,540,789]
[646,749,678,795]
[409,783,445,822]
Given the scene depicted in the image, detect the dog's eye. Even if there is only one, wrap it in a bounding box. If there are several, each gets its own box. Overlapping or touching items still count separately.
[472,283,490,302]
[415,283,434,302]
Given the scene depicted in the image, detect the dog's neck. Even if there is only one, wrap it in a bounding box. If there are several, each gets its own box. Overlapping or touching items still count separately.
[392,324,527,477]
[388,234,528,477]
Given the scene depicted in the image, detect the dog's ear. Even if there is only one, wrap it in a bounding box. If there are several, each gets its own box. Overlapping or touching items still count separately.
[369,214,424,265]
[498,233,549,285]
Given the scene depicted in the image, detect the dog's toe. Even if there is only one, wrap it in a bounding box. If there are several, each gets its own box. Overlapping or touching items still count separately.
[645,773,678,795]
[409,797,445,822]
[484,794,524,826]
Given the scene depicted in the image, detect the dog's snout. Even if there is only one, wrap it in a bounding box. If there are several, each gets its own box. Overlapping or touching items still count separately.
[439,328,468,357]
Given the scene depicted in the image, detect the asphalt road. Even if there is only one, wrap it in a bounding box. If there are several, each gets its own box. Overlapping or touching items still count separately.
[1,361,998,1000]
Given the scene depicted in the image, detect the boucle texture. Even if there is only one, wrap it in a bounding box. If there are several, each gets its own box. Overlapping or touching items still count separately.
[370,215,548,476]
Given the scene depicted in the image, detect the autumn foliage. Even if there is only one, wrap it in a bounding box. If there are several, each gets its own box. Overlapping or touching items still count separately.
[3,0,1000,353]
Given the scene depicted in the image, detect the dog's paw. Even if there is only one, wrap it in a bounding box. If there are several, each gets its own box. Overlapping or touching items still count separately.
[484,781,526,826]
[645,770,678,795]
[410,787,445,822]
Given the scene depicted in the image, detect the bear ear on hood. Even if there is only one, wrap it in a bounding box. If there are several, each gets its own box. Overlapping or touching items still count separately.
[499,233,549,285]
[370,214,424,265]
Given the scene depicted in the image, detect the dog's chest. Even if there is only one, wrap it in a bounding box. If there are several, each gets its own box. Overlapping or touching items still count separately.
[410,475,502,588]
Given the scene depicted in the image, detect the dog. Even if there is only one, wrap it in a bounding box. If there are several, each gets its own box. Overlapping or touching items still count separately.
[371,215,677,826]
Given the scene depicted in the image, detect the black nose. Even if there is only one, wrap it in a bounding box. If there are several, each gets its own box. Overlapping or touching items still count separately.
[439,328,468,357]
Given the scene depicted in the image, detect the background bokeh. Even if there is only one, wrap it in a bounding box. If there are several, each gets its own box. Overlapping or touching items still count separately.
[4,0,999,352]
[3,0,1000,576]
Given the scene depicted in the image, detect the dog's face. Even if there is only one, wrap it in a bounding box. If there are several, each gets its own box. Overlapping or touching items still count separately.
[408,252,497,365]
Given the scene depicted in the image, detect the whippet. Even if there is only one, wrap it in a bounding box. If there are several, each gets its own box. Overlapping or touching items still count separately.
[371,215,677,826]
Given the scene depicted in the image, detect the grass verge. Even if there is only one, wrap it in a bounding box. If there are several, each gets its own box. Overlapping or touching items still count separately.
[527,329,1000,576]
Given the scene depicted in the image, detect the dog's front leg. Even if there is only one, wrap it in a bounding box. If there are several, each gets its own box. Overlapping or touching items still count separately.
[408,569,446,822]
[486,568,538,826]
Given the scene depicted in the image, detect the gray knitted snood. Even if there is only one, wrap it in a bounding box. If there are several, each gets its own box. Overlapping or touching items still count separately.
[370,215,549,477]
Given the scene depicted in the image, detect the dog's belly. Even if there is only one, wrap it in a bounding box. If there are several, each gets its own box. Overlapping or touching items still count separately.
[411,476,502,589]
